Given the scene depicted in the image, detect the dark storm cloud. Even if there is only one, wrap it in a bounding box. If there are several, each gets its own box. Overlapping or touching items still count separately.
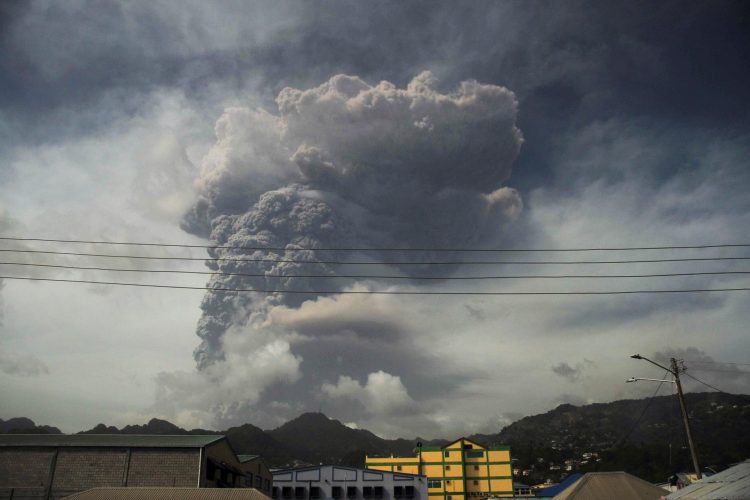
[4,1,748,151]
[653,347,750,393]
[552,362,581,382]
[552,360,596,383]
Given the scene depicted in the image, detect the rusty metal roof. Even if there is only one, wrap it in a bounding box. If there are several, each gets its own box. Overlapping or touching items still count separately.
[62,488,271,500]
[0,434,224,448]
[554,472,668,500]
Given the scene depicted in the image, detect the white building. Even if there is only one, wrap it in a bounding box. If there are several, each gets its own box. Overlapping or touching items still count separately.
[272,465,427,500]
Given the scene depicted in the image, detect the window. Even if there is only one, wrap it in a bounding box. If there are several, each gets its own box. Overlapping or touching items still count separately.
[282,487,293,498]
[444,451,450,458]
[446,481,452,485]
[445,466,451,471]
[332,487,343,498]
[266,479,271,491]
[473,481,479,486]
[466,451,484,459]
[396,465,402,471]
[256,476,263,488]
[463,444,473,450]
[295,487,306,499]
[364,487,373,498]
[427,480,442,489]
[374,487,383,498]
[405,486,415,498]
[245,477,253,487]
[310,487,321,499]
[394,486,404,498]
[447,496,452,500]
[347,486,357,498]
[272,487,279,499]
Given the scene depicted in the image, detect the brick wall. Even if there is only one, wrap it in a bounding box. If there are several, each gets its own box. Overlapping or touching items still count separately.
[52,448,128,490]
[0,449,54,488]
[126,448,200,487]
[0,446,201,498]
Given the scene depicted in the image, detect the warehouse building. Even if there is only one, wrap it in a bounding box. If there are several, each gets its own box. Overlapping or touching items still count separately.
[365,438,513,500]
[271,465,427,500]
[0,434,272,500]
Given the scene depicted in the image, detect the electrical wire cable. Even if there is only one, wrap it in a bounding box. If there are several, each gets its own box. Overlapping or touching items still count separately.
[681,371,729,394]
[682,367,750,374]
[2,275,750,295]
[3,261,750,281]
[3,236,750,252]
[2,248,750,265]
[683,360,750,367]
[617,370,671,447]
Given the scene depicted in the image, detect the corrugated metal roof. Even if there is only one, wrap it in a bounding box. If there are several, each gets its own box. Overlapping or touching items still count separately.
[62,488,270,500]
[0,434,224,448]
[272,465,426,479]
[536,474,582,497]
[554,472,668,500]
[666,460,750,499]
[238,454,260,463]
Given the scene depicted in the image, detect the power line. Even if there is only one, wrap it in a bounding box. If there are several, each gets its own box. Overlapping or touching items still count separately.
[2,248,750,265]
[618,370,670,446]
[684,367,750,374]
[2,275,750,295]
[681,371,729,394]
[683,359,750,367]
[3,261,750,281]
[3,236,750,253]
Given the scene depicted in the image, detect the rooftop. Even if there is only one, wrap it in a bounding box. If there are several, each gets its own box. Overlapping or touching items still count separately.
[62,488,270,500]
[666,460,750,499]
[0,434,225,448]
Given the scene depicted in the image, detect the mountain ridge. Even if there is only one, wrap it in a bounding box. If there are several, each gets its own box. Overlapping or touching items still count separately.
[3,392,748,481]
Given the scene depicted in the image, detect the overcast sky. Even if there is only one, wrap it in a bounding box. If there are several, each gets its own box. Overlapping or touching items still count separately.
[1,0,749,438]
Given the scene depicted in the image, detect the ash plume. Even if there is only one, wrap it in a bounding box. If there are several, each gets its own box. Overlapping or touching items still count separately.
[172,72,524,427]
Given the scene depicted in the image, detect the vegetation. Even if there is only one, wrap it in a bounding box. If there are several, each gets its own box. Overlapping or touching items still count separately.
[3,392,748,484]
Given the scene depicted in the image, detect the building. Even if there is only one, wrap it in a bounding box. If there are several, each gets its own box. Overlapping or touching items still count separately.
[365,438,513,500]
[552,472,667,500]
[665,459,750,499]
[271,465,427,500]
[239,455,274,492]
[0,434,272,500]
[62,488,272,500]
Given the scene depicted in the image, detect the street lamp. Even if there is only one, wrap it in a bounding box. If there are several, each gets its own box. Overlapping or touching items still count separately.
[626,377,675,384]
[629,354,702,480]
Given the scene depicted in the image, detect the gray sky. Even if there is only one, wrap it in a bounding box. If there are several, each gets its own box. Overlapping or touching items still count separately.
[1,0,749,438]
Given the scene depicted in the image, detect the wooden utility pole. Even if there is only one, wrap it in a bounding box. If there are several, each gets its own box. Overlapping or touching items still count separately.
[671,357,702,480]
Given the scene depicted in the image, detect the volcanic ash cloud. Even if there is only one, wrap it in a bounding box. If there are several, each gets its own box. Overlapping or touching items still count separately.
[172,72,524,426]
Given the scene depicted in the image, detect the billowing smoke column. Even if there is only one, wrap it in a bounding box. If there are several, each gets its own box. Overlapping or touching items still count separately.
[178,72,523,424]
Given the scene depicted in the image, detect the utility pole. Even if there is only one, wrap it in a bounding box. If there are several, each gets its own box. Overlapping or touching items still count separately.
[629,354,702,480]
[671,357,702,480]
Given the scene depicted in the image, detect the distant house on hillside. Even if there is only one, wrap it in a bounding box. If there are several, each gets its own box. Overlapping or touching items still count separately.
[0,434,272,499]
[271,465,427,500]
[365,437,513,499]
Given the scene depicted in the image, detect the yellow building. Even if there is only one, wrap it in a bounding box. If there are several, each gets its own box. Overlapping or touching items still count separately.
[366,438,513,500]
